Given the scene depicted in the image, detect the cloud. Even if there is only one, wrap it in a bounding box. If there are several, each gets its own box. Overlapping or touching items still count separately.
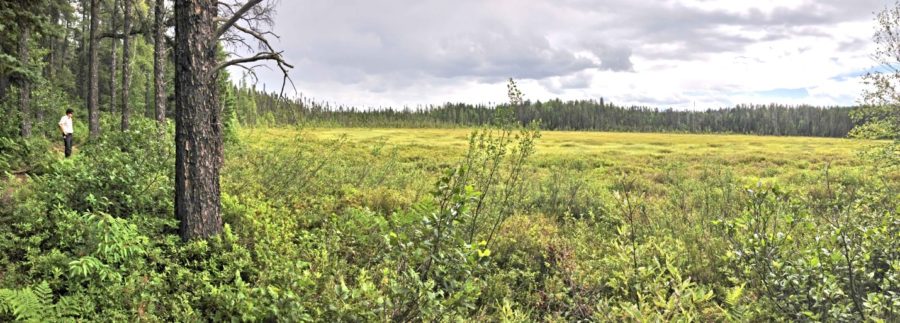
[234,0,891,108]
[754,88,810,99]
[539,70,595,94]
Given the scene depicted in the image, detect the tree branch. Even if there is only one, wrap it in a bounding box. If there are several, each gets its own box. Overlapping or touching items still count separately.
[213,0,294,96]
[230,63,263,84]
[101,18,174,39]
[214,0,264,41]
[229,22,278,52]
[216,52,291,71]
[216,51,295,95]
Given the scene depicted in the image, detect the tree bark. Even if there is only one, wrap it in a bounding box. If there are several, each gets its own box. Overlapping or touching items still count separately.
[109,0,119,114]
[0,75,8,103]
[80,0,89,104]
[174,0,223,241]
[121,0,132,131]
[88,0,100,138]
[154,0,166,125]
[45,7,59,81]
[59,18,71,85]
[145,70,152,117]
[19,27,32,138]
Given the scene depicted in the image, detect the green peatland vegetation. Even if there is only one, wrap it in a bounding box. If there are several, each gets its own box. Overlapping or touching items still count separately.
[2,112,898,321]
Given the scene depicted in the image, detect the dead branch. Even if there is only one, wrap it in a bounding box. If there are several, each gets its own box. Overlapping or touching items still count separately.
[214,0,264,41]
[213,0,294,96]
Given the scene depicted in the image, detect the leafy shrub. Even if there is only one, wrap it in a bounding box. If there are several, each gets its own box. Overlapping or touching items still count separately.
[719,183,900,321]
[0,136,54,175]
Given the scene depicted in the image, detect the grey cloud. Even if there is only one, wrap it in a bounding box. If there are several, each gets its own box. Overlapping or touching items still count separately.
[539,71,594,94]
[617,92,691,107]
[272,0,599,84]
[838,37,871,52]
[252,0,889,101]
[594,46,633,72]
[567,0,888,60]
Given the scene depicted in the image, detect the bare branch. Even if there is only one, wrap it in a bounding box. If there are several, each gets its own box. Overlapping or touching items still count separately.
[214,0,265,41]
[216,51,292,71]
[218,2,236,15]
[216,51,295,96]
[231,63,262,84]
[213,0,295,96]
[230,22,279,52]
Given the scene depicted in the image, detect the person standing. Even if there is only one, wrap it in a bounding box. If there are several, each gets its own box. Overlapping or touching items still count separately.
[58,109,74,158]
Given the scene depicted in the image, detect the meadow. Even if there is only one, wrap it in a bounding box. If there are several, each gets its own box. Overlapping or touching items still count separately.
[241,127,877,196]
[1,120,897,321]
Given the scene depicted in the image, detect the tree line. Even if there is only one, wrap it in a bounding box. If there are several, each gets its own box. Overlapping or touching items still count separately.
[232,84,855,137]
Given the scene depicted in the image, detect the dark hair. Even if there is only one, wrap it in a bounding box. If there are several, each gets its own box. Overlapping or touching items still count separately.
[66,108,74,114]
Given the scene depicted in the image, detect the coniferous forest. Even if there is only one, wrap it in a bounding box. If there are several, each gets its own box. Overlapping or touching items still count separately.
[1,0,899,321]
[234,86,854,137]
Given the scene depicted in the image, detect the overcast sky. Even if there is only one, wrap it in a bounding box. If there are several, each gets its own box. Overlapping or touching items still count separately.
[231,0,891,109]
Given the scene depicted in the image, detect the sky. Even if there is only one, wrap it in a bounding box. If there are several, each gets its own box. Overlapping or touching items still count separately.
[228,0,892,109]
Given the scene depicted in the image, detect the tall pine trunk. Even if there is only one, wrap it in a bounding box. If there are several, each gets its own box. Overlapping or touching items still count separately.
[59,18,71,85]
[174,0,223,240]
[121,0,132,131]
[109,0,118,114]
[80,0,89,104]
[45,8,59,82]
[88,0,100,138]
[19,27,32,138]
[0,75,8,102]
[154,0,166,125]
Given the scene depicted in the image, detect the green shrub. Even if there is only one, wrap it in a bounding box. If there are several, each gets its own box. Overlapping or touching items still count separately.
[0,136,54,175]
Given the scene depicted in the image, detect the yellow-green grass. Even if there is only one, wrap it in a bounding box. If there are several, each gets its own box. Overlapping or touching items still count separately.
[239,127,885,191]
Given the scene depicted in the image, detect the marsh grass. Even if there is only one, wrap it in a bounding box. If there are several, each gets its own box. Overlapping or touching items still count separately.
[240,127,879,196]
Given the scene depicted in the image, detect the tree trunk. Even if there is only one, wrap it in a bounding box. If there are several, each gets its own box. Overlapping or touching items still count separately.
[59,18,71,86]
[154,0,166,125]
[109,0,118,114]
[81,0,89,104]
[19,27,32,138]
[121,0,132,131]
[88,0,101,138]
[174,0,223,241]
[145,71,152,117]
[0,75,9,103]
[45,8,59,81]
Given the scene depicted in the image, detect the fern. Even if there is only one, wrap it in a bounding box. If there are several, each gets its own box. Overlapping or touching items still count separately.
[0,282,55,322]
[725,283,744,307]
